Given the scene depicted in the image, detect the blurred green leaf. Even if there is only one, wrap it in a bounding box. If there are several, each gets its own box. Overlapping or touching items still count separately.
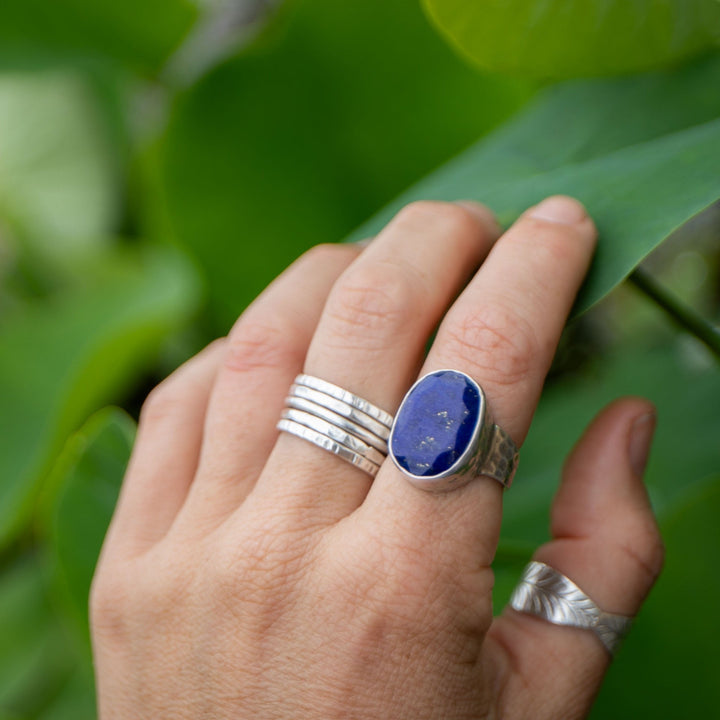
[0,556,73,717]
[347,55,720,315]
[44,408,135,650]
[423,0,720,79]
[160,0,533,331]
[0,0,197,73]
[0,247,200,549]
[35,667,96,720]
[0,71,119,270]
[591,474,720,718]
[497,342,720,551]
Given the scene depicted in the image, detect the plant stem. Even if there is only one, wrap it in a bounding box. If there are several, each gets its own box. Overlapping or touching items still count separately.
[628,267,720,360]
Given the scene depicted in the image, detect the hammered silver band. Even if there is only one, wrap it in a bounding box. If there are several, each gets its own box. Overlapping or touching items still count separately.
[277,375,393,477]
[509,561,633,656]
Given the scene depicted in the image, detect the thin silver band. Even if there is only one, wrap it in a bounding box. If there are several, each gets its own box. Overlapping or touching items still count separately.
[509,561,632,656]
[277,375,392,478]
[281,408,386,466]
[289,384,390,442]
[294,374,393,428]
[277,419,381,477]
[284,396,388,453]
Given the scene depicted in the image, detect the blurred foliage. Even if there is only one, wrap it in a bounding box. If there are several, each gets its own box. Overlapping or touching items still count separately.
[0,0,197,72]
[423,0,720,78]
[0,0,718,718]
[159,0,532,331]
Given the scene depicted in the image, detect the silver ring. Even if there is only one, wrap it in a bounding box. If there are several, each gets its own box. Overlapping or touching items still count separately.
[290,384,391,441]
[284,396,388,453]
[277,375,393,477]
[281,408,386,466]
[388,369,518,492]
[277,420,381,476]
[295,374,394,428]
[509,561,633,656]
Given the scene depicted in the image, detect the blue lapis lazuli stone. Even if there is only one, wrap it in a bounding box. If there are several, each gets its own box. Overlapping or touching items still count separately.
[391,370,481,477]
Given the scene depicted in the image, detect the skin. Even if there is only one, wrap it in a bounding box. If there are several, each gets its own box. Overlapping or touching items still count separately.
[91,196,664,719]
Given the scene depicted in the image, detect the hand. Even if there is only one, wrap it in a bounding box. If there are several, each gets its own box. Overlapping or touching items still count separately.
[91,196,663,719]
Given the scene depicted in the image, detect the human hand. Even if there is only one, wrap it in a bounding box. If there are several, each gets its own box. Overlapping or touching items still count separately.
[91,196,663,719]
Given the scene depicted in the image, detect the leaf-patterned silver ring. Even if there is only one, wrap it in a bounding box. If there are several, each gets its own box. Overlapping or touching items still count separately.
[509,561,632,656]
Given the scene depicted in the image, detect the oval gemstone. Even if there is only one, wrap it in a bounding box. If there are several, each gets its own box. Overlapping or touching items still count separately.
[390,370,481,477]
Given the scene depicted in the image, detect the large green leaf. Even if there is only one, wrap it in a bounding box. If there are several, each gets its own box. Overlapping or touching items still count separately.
[346,55,720,315]
[160,0,532,331]
[0,71,119,270]
[0,247,199,549]
[0,0,197,73]
[591,474,720,718]
[423,0,720,79]
[44,408,135,649]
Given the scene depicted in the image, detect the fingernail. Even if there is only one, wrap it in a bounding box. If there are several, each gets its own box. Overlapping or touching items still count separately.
[629,412,657,477]
[528,196,587,225]
[454,200,502,237]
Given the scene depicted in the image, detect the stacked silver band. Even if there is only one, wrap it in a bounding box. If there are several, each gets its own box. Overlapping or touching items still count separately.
[277,374,393,477]
[509,561,633,656]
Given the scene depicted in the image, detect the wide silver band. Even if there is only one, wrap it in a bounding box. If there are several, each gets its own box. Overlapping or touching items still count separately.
[509,561,633,656]
[473,421,518,488]
[277,375,393,477]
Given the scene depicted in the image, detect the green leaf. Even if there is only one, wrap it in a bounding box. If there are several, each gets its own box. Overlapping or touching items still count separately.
[591,474,720,718]
[35,667,96,720]
[0,556,74,718]
[44,408,135,650]
[0,247,200,549]
[160,0,532,331]
[0,71,119,270]
[346,55,720,315]
[423,0,720,79]
[0,0,198,73]
[498,343,720,550]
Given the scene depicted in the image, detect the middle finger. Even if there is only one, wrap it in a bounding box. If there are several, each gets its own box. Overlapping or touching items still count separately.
[258,200,500,520]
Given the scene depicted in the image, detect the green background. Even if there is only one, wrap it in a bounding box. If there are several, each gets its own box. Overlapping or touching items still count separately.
[1,0,718,716]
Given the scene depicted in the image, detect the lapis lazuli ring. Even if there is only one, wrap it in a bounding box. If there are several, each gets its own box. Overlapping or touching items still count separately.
[388,369,519,492]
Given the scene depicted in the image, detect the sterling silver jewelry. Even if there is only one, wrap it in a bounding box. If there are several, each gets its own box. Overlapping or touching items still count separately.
[388,369,518,492]
[509,561,633,656]
[277,375,393,477]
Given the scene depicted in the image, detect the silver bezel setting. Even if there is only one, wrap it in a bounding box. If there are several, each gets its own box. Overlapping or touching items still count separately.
[388,369,490,493]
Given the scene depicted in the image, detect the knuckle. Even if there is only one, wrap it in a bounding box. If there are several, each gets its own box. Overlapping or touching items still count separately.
[139,380,182,426]
[395,200,480,238]
[620,522,665,585]
[520,217,591,263]
[89,569,133,639]
[299,242,354,267]
[443,305,540,387]
[325,262,420,347]
[224,317,302,374]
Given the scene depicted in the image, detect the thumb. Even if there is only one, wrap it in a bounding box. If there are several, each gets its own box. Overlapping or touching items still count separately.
[483,397,664,720]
